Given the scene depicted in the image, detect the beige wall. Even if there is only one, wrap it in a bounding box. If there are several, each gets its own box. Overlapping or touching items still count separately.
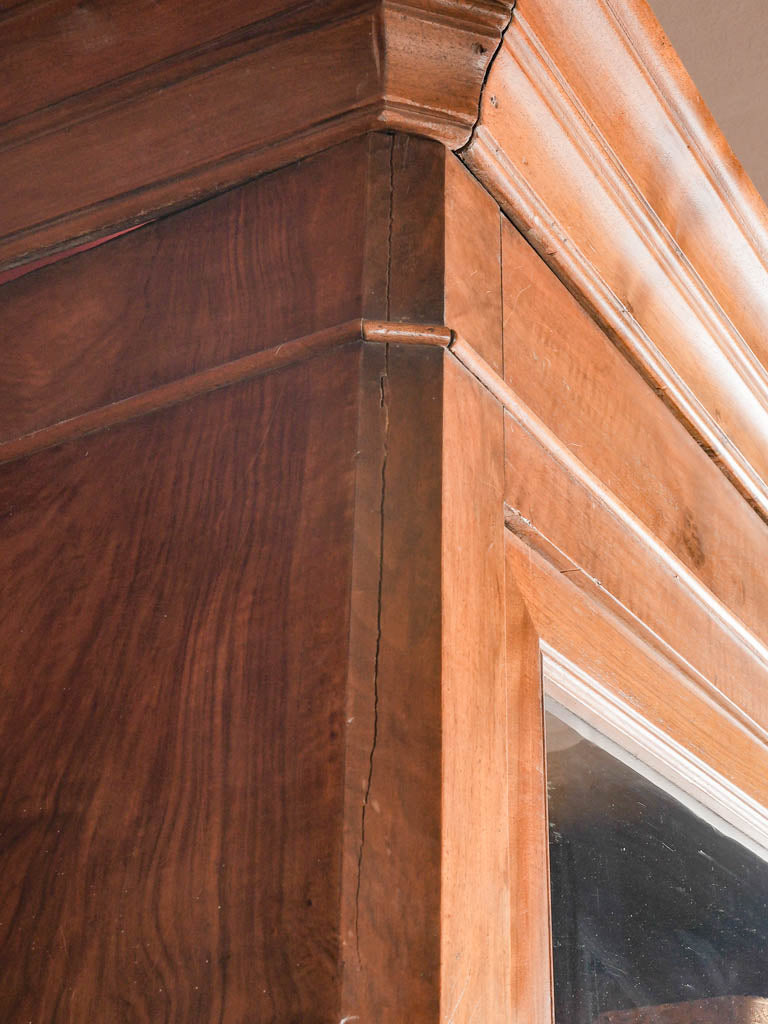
[650,0,768,201]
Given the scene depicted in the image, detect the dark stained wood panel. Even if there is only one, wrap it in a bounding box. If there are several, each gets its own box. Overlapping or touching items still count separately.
[341,343,444,1020]
[0,0,301,127]
[0,3,512,271]
[0,12,381,256]
[0,137,385,444]
[0,345,361,1022]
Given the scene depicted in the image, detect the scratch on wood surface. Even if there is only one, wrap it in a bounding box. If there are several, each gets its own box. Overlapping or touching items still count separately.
[446,970,470,1024]
[504,282,532,323]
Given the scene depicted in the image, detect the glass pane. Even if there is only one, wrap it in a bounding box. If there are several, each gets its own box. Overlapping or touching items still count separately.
[546,708,768,1023]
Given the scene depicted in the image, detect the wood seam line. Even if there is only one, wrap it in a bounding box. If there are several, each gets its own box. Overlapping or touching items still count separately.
[468,130,768,523]
[0,319,451,466]
[504,504,768,751]
[448,333,768,685]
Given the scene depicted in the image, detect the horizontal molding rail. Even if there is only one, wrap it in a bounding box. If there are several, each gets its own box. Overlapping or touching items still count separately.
[0,320,452,466]
[450,333,768,742]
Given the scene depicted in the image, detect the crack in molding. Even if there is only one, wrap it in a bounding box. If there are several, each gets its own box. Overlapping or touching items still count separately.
[456,0,516,158]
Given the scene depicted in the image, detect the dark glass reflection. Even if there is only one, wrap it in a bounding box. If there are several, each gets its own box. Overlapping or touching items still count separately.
[546,710,768,1023]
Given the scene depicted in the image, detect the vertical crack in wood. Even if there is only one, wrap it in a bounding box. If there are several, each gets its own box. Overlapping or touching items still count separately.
[354,343,389,966]
[354,138,395,965]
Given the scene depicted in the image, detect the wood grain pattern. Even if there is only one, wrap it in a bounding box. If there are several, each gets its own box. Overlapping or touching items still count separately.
[342,343,444,1021]
[0,0,298,127]
[388,136,447,325]
[441,353,511,1021]
[502,399,768,732]
[597,996,768,1024]
[463,0,768,519]
[389,137,503,366]
[452,330,768,742]
[504,529,768,824]
[0,322,363,467]
[501,218,768,668]
[505,562,553,1024]
[0,0,513,270]
[0,137,382,444]
[0,346,362,1022]
[444,155,503,374]
[0,134,495,453]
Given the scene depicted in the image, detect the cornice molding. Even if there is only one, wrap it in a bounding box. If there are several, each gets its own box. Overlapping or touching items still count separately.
[462,0,768,520]
[0,0,513,271]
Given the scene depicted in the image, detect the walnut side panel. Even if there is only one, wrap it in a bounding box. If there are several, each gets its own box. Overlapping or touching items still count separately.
[0,0,296,126]
[341,343,444,1021]
[0,1,513,270]
[0,137,389,445]
[0,346,362,1022]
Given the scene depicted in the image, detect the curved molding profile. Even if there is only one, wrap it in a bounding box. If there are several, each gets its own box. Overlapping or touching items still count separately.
[543,644,768,864]
[0,0,512,270]
[462,0,768,519]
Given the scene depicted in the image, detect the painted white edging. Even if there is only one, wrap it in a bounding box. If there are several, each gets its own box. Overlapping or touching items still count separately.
[542,641,768,864]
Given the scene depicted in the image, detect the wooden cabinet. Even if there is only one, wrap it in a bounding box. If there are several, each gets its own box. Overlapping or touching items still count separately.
[2,1,768,1021]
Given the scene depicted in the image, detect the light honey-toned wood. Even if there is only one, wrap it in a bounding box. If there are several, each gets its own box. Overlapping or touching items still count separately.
[597,996,768,1024]
[463,0,768,519]
[444,155,503,374]
[441,353,511,1022]
[500,219,768,682]
[505,529,768,817]
[453,322,768,745]
[388,137,503,370]
[6,13,768,1012]
[505,556,554,1024]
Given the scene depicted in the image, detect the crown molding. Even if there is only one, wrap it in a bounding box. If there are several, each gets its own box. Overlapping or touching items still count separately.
[0,0,513,271]
[462,0,768,520]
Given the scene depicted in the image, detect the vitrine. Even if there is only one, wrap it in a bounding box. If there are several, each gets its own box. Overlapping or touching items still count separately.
[2,1,768,1021]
